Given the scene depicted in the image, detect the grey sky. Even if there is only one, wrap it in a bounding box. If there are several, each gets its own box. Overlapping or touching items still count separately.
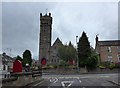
[2,2,118,59]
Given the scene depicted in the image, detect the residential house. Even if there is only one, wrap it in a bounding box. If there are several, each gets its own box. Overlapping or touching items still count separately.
[95,36,120,63]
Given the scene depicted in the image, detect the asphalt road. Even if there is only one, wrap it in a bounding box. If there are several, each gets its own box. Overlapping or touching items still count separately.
[27,73,119,88]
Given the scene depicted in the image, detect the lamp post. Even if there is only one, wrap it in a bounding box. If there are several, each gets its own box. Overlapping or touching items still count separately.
[7,48,11,57]
[76,36,79,73]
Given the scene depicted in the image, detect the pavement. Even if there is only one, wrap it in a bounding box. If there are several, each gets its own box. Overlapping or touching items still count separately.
[107,80,119,86]
[106,75,119,86]
[23,78,44,88]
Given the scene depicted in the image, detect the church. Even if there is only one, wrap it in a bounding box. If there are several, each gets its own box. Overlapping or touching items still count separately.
[39,12,63,65]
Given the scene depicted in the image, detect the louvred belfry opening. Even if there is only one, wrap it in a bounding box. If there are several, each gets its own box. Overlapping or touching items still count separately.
[41,58,46,65]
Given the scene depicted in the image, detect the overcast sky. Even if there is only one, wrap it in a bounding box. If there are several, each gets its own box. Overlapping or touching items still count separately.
[1,1,118,59]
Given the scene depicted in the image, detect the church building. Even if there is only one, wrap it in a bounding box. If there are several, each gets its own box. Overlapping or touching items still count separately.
[39,13,62,65]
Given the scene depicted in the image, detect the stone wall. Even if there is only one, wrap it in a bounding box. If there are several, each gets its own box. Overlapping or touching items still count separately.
[2,71,42,87]
[42,68,119,75]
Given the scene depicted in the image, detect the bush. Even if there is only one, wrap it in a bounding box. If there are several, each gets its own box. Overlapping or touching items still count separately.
[99,65,106,69]
[108,63,115,70]
[59,60,68,67]
[100,61,111,68]
[53,65,57,68]
[43,64,58,69]
[115,62,120,68]
[42,65,48,69]
[86,54,98,70]
[49,65,54,69]
[68,65,77,69]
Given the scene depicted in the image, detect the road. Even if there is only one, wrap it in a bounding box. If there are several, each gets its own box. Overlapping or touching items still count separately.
[27,73,119,88]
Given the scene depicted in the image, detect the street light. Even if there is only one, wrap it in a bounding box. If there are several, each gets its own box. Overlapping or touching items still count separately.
[7,48,11,57]
[76,36,79,73]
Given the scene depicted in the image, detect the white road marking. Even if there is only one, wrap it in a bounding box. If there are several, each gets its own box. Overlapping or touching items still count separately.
[77,77,82,83]
[79,79,82,83]
[61,81,65,87]
[53,77,58,83]
[50,77,54,82]
[61,81,73,88]
[59,77,64,79]
[100,76,109,78]
[59,77,80,79]
[68,82,73,87]
[33,80,44,86]
[49,77,58,83]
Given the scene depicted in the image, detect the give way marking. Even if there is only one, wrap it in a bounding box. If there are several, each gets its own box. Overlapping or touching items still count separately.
[61,81,73,88]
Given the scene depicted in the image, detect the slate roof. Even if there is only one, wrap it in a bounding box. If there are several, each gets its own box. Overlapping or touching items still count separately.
[1,53,15,62]
[97,40,120,46]
[52,38,63,47]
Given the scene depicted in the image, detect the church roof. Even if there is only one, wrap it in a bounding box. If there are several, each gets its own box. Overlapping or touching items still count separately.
[52,38,63,47]
[97,40,120,46]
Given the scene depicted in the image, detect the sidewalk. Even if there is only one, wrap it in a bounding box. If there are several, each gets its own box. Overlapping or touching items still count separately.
[23,78,44,87]
[107,80,119,86]
[106,76,120,86]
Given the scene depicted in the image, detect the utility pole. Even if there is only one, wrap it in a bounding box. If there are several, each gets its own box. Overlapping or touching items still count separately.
[76,36,79,73]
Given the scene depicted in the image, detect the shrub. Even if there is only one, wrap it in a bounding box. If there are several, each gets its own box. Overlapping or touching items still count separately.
[59,60,68,67]
[108,63,115,70]
[86,54,98,70]
[100,61,112,68]
[68,65,76,69]
[49,65,54,69]
[53,65,57,68]
[42,65,48,69]
[115,62,120,68]
[99,65,106,69]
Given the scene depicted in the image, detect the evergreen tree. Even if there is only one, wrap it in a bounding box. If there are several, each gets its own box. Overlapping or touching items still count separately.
[16,55,23,62]
[68,41,77,61]
[23,50,32,67]
[77,31,91,67]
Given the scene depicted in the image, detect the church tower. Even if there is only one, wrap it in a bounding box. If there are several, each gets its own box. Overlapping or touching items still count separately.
[39,12,52,65]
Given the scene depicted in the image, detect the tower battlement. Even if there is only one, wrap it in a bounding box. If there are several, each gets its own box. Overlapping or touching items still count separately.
[40,13,52,25]
[40,13,51,17]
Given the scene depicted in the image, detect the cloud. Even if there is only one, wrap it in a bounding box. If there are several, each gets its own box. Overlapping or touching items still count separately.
[0,2,2,53]
[52,2,118,47]
[2,2,57,58]
[2,2,118,59]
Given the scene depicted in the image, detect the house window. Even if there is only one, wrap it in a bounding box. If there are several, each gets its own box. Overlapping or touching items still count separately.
[3,65,5,70]
[57,59,59,63]
[118,46,120,52]
[107,47,111,52]
[118,55,120,62]
[51,59,53,62]
[107,55,112,62]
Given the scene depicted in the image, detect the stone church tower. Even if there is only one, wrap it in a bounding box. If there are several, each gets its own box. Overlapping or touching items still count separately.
[39,13,52,65]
